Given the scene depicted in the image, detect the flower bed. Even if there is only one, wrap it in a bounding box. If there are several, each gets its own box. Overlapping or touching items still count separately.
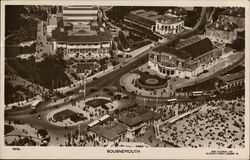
[85,99,111,108]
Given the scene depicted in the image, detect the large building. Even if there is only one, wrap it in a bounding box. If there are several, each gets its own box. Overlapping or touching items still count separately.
[205,20,238,44]
[148,35,226,78]
[155,17,184,35]
[219,7,245,31]
[118,108,161,139]
[124,9,184,35]
[51,5,113,60]
[88,108,161,144]
[88,120,128,146]
[62,6,98,26]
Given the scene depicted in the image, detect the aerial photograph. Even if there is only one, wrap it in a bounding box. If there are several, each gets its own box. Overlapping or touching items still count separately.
[4,5,245,148]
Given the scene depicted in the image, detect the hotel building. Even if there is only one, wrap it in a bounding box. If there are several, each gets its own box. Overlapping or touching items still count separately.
[205,20,238,44]
[51,5,113,60]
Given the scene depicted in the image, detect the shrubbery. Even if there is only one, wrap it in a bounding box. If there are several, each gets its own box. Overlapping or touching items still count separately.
[37,128,48,138]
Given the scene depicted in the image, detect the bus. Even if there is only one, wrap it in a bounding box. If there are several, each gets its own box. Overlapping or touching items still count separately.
[167,98,177,102]
[166,98,177,105]
[31,100,41,110]
[192,91,204,96]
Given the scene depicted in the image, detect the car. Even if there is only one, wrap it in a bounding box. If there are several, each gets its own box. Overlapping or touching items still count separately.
[40,140,48,146]
[79,89,85,93]
[36,114,41,120]
[203,70,209,73]
[210,94,217,98]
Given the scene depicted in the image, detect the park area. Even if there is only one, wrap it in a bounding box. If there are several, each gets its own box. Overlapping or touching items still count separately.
[134,70,168,89]
[4,125,15,135]
[53,109,87,123]
[85,98,111,108]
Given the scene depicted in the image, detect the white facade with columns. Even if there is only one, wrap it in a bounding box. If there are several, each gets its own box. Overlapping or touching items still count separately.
[155,18,184,35]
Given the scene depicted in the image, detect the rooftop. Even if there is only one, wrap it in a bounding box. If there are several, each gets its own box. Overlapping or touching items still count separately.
[153,46,191,60]
[220,71,244,83]
[179,37,214,59]
[63,6,98,11]
[125,9,181,27]
[156,16,183,25]
[52,27,112,43]
[118,110,161,127]
[176,36,203,49]
[153,36,214,60]
[125,12,156,28]
[89,121,127,141]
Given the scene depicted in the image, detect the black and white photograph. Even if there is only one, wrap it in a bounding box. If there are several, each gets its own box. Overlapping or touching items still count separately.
[0,0,249,159]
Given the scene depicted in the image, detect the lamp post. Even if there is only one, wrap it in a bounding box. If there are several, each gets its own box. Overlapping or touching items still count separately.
[84,76,86,100]
[78,124,80,146]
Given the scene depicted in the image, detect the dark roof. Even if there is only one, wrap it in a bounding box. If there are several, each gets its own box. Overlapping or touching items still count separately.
[52,28,112,43]
[118,111,160,127]
[89,122,127,141]
[179,37,213,59]
[153,45,191,60]
[220,71,244,82]
[153,37,214,60]
[124,13,155,28]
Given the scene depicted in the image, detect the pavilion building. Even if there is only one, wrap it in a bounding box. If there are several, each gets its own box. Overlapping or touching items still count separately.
[117,109,161,139]
[124,9,184,36]
[148,35,226,78]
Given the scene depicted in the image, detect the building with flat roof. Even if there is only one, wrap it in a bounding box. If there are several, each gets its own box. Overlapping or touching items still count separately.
[50,5,113,60]
[219,65,245,89]
[148,35,226,78]
[88,119,128,145]
[118,108,161,139]
[205,20,238,44]
[155,16,184,35]
[62,6,98,26]
[124,9,184,35]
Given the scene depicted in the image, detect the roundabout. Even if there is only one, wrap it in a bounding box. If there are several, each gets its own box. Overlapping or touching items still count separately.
[135,70,168,90]
[120,68,173,98]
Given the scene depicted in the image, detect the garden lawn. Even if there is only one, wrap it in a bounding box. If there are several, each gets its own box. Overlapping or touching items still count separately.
[86,99,111,108]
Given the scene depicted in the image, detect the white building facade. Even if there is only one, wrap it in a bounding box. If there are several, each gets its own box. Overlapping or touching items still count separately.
[155,18,184,35]
[62,6,98,26]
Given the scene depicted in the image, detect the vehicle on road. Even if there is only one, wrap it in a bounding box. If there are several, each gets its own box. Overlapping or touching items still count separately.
[31,100,41,110]
[36,114,41,120]
[79,89,85,94]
